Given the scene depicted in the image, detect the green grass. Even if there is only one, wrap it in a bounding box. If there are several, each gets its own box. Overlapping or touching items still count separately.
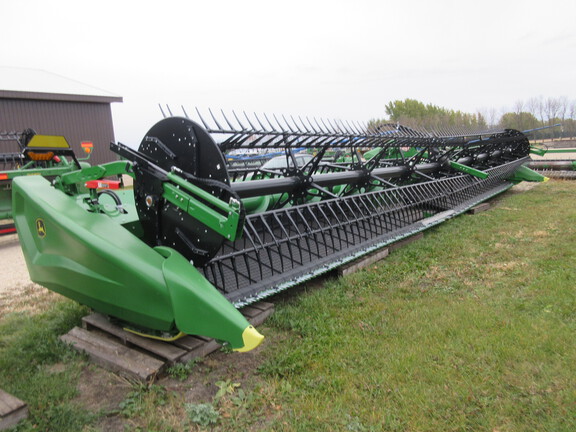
[254,181,576,431]
[0,180,574,431]
[0,300,95,431]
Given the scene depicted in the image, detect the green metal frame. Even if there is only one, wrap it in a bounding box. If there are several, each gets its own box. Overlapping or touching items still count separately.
[12,160,261,351]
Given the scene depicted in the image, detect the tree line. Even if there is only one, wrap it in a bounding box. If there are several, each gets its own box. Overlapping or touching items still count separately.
[373,97,576,141]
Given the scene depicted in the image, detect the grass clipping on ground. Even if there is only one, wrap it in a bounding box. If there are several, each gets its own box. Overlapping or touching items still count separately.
[0,180,574,431]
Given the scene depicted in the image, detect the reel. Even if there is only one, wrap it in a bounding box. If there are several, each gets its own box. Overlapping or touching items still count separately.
[133,117,238,266]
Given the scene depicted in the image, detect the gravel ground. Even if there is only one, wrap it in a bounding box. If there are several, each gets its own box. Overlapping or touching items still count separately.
[0,232,59,316]
[0,233,31,289]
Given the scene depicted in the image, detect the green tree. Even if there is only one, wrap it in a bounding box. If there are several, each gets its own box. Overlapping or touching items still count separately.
[380,98,486,132]
[499,111,540,132]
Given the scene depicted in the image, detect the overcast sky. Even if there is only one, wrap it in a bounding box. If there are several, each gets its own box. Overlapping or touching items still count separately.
[2,0,575,145]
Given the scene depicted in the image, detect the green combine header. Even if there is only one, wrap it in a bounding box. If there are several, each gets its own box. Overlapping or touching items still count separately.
[11,112,547,351]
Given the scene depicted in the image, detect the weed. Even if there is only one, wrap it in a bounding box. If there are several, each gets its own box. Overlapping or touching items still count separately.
[220,343,234,354]
[214,379,241,404]
[118,383,167,418]
[185,402,220,427]
[166,357,200,381]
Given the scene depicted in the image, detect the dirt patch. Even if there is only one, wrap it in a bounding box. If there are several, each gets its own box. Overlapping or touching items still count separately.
[76,365,133,413]
[74,365,135,431]
[509,182,541,193]
[156,337,271,402]
[80,333,272,431]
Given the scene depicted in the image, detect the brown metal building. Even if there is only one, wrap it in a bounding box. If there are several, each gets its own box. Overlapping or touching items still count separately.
[0,67,122,165]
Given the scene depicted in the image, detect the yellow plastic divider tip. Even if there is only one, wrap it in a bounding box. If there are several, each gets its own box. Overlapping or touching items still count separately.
[543,177,550,182]
[234,325,264,352]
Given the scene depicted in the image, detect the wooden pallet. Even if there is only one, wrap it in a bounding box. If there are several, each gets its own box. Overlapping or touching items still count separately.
[60,301,274,382]
[338,248,389,276]
[338,232,424,277]
[0,389,28,431]
[388,232,424,252]
[468,202,491,214]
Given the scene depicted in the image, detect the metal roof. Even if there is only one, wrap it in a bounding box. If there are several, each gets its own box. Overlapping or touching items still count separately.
[0,67,123,104]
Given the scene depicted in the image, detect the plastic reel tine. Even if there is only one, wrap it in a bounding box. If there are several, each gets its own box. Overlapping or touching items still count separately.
[343,119,358,135]
[365,121,377,135]
[421,127,433,138]
[338,119,351,135]
[243,111,259,132]
[208,108,225,131]
[323,118,338,134]
[341,119,354,135]
[358,120,371,135]
[232,110,248,131]
[254,113,271,132]
[274,113,293,134]
[306,117,321,134]
[345,120,360,135]
[316,117,331,135]
[320,117,335,135]
[220,109,236,131]
[263,112,279,132]
[283,115,299,134]
[195,107,212,130]
[280,114,297,134]
[327,118,342,135]
[181,105,190,119]
[314,117,328,134]
[297,115,312,133]
[346,120,365,135]
[166,105,174,116]
[331,118,347,135]
[158,104,167,118]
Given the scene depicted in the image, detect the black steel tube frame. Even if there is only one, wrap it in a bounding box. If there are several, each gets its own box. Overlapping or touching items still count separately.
[119,113,533,307]
[203,158,528,306]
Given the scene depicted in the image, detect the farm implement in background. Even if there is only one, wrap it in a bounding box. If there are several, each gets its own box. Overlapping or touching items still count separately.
[519,124,576,179]
[0,129,92,235]
[527,148,576,179]
[12,109,547,352]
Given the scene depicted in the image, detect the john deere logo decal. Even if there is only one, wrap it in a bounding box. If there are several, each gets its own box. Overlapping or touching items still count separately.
[36,218,46,238]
